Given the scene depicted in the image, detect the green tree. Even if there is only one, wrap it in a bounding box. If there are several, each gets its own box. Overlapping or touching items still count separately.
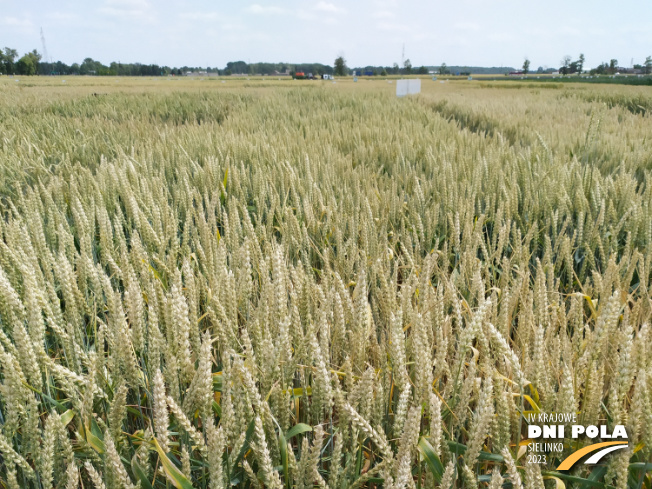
[609,59,618,74]
[560,55,571,75]
[334,56,346,76]
[577,53,585,73]
[403,58,412,74]
[380,68,387,76]
[225,61,248,74]
[3,47,18,74]
[645,56,651,75]
[591,62,608,75]
[439,62,448,75]
[418,66,428,74]
[522,58,530,75]
[80,57,105,75]
[16,54,36,75]
[28,49,41,73]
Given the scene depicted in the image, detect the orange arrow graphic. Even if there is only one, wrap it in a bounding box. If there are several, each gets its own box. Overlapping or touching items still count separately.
[556,441,628,470]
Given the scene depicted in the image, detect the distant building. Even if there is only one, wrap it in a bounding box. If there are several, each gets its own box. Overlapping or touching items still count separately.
[184,71,219,77]
[616,67,643,74]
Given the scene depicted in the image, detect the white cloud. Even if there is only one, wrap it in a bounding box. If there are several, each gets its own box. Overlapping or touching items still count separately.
[99,0,152,20]
[376,21,409,32]
[0,14,35,36]
[220,22,247,32]
[180,11,222,21]
[48,12,79,22]
[0,15,33,28]
[373,0,399,7]
[559,25,581,37]
[487,32,516,42]
[314,2,344,14]
[372,10,394,19]
[106,0,149,8]
[453,21,480,31]
[296,9,317,20]
[246,4,286,15]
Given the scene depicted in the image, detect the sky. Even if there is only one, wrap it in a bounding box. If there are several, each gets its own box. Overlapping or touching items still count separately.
[1,0,651,70]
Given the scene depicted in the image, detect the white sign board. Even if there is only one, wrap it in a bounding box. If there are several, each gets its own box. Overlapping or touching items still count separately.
[396,79,421,97]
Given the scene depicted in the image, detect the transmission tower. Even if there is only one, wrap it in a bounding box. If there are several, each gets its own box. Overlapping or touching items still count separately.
[40,27,50,64]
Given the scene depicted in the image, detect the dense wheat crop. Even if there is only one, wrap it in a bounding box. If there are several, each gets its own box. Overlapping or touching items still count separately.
[0,76,651,489]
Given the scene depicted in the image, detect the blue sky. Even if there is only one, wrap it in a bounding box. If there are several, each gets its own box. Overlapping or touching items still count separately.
[2,0,651,69]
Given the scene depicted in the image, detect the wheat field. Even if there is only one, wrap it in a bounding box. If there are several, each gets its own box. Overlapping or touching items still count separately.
[0,76,650,489]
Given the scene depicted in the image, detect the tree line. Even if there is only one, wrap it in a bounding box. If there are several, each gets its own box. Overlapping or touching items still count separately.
[0,47,337,77]
[2,47,651,77]
[521,54,652,76]
[0,48,183,76]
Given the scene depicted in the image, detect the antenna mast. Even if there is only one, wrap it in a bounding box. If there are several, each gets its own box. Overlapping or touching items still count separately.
[401,43,405,66]
[40,27,50,64]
